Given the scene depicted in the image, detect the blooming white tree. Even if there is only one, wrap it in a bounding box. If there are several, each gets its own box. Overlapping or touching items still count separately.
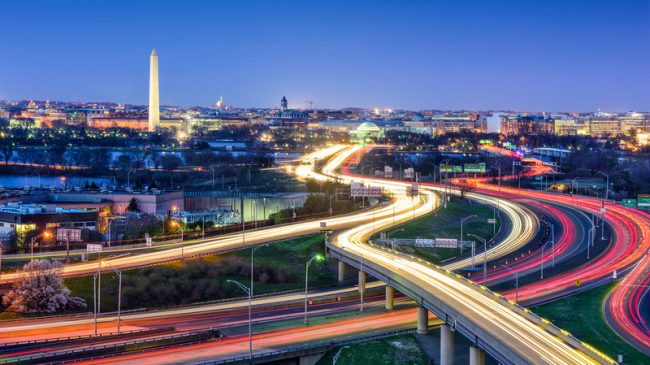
[2,260,86,313]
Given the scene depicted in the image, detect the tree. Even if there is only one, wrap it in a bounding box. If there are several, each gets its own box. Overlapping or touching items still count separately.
[2,260,86,313]
[130,147,151,169]
[126,197,140,212]
[161,154,182,171]
[114,154,133,171]
[150,152,163,169]
[0,138,15,164]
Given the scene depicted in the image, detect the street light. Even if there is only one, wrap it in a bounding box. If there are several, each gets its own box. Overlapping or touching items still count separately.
[540,240,553,279]
[500,263,519,304]
[30,231,52,262]
[227,280,252,363]
[170,220,185,259]
[492,164,502,191]
[386,228,404,250]
[467,234,487,281]
[460,215,477,255]
[207,166,215,190]
[541,219,556,267]
[250,244,269,299]
[304,253,325,325]
[333,346,350,365]
[595,171,609,203]
[103,260,122,335]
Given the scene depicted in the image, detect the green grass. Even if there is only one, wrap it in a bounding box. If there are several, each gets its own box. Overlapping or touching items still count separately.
[62,234,332,312]
[533,284,649,365]
[372,199,499,264]
[316,334,429,365]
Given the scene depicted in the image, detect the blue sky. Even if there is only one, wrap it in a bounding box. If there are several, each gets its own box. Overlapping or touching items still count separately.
[0,0,648,111]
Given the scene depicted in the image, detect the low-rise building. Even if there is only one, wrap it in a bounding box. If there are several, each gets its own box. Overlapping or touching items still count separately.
[0,202,98,236]
[500,115,553,136]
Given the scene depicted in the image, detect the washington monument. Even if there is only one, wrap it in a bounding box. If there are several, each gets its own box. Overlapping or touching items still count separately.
[148,49,160,131]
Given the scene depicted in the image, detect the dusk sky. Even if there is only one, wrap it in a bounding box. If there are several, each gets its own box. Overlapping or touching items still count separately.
[1,0,649,112]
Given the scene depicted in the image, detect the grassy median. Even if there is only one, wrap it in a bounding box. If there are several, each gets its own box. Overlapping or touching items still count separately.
[533,284,648,365]
[60,234,333,312]
[316,334,429,365]
[371,198,499,264]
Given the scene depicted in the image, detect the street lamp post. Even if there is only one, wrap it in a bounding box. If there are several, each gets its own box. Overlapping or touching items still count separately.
[460,215,477,255]
[208,166,215,190]
[467,234,487,281]
[500,264,519,304]
[103,260,122,335]
[170,220,185,259]
[333,346,350,365]
[251,244,269,299]
[596,171,609,203]
[493,164,502,191]
[227,280,252,363]
[304,254,324,325]
[30,231,51,262]
[93,273,98,336]
[540,241,553,279]
[386,228,405,250]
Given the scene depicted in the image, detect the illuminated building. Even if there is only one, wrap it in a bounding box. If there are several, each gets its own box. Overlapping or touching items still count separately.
[0,203,98,236]
[587,118,620,137]
[500,115,553,135]
[553,118,589,136]
[349,121,385,142]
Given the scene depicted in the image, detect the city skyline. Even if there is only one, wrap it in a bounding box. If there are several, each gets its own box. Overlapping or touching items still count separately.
[0,0,649,112]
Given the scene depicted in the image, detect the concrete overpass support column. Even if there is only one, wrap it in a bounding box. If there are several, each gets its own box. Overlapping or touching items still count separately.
[358,270,366,293]
[440,324,454,365]
[337,260,346,282]
[385,286,394,310]
[469,346,485,365]
[416,306,428,334]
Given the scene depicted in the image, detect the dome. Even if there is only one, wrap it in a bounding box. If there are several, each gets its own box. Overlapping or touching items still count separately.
[357,122,380,131]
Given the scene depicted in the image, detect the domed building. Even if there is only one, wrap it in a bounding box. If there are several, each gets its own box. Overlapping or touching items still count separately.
[349,121,385,142]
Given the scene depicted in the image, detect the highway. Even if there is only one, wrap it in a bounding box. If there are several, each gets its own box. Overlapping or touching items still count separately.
[474,146,650,355]
[0,144,621,364]
[315,145,613,364]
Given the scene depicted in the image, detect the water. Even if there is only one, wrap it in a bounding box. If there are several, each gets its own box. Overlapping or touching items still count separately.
[0,175,112,189]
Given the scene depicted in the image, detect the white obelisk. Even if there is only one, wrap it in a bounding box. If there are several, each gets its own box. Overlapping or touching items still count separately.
[148,49,160,132]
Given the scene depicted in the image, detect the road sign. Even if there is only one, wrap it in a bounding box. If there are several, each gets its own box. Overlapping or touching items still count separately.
[320,222,327,229]
[622,199,637,208]
[57,228,82,242]
[351,183,383,198]
[384,166,393,178]
[440,165,452,173]
[487,218,496,224]
[464,163,486,173]
[145,234,153,247]
[452,165,463,173]
[86,243,103,252]
[435,238,458,248]
[404,168,415,179]
[600,207,606,214]
[415,238,436,247]
[637,194,650,208]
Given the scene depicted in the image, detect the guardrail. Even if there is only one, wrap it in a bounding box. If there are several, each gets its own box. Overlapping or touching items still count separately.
[196,327,424,365]
[0,328,216,364]
[0,326,175,354]
[327,238,618,365]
